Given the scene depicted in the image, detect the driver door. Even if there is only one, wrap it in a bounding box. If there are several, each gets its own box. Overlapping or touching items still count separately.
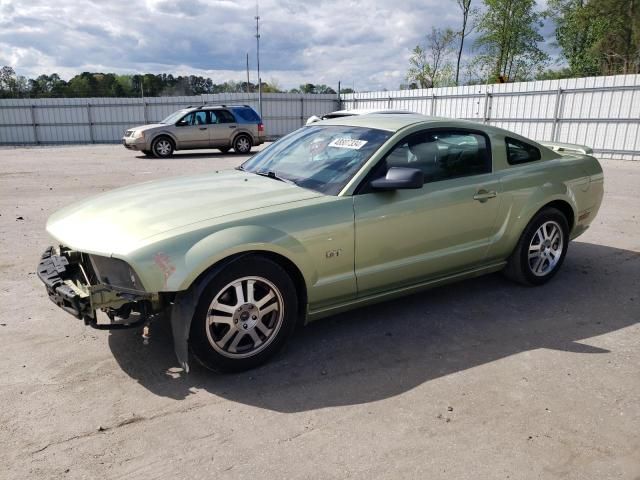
[175,111,210,148]
[353,129,502,297]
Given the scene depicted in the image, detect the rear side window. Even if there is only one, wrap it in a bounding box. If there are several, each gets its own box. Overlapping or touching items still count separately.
[506,137,541,165]
[233,107,261,123]
[216,110,236,123]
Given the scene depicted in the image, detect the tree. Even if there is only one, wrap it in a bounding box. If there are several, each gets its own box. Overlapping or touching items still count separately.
[407,27,457,88]
[454,0,478,85]
[547,0,603,76]
[589,0,640,74]
[474,0,549,82]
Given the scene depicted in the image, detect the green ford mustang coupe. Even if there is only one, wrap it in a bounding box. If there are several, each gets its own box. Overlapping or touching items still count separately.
[38,114,604,372]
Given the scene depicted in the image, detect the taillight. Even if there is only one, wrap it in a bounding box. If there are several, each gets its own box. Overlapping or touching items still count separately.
[258,123,264,132]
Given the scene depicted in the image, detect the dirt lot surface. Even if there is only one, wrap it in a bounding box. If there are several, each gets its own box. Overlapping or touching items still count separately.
[0,145,639,479]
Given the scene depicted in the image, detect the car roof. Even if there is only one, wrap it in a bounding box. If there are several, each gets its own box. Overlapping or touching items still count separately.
[315,113,449,132]
[315,113,519,136]
[185,104,253,111]
[324,108,416,116]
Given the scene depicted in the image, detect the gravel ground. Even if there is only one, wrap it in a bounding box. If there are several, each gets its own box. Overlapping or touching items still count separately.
[0,145,639,480]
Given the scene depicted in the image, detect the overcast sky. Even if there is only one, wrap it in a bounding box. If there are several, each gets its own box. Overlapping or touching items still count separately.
[0,0,554,91]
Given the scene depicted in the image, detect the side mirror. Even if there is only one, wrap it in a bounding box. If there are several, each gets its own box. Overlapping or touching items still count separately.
[370,167,424,191]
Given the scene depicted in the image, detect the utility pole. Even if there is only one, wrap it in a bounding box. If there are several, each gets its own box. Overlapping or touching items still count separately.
[246,52,250,93]
[255,1,262,117]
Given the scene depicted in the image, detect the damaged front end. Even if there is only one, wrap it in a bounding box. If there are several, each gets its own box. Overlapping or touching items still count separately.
[37,246,166,328]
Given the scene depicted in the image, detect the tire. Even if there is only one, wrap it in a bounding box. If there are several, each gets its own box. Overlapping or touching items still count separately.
[504,207,569,286]
[233,134,252,154]
[190,256,298,372]
[218,147,231,154]
[152,136,174,158]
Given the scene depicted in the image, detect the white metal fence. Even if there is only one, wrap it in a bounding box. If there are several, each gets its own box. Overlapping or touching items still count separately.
[341,74,640,160]
[0,93,338,145]
[1,75,639,159]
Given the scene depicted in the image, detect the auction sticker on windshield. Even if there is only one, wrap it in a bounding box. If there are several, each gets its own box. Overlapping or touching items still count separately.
[328,138,368,149]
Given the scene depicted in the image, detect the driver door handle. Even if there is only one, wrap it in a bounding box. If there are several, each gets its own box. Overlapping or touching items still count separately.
[229,125,237,129]
[198,127,207,130]
[473,190,497,202]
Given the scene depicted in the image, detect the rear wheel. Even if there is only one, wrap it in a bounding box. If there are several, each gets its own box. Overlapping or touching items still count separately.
[504,207,569,286]
[233,134,252,154]
[152,136,174,158]
[190,256,298,372]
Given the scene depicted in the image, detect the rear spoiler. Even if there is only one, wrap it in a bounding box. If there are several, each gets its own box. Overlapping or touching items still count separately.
[539,141,593,155]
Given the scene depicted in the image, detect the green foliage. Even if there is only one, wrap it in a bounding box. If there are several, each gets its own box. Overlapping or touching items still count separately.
[0,69,290,98]
[547,0,639,75]
[407,28,458,88]
[535,67,575,80]
[547,0,605,76]
[588,0,640,74]
[473,0,549,82]
[291,84,336,94]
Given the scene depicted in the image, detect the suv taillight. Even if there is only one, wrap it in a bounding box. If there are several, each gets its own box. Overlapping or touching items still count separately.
[258,123,264,132]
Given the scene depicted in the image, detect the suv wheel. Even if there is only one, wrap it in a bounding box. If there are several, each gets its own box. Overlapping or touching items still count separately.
[190,256,298,372]
[152,136,174,158]
[233,134,252,154]
[504,207,569,286]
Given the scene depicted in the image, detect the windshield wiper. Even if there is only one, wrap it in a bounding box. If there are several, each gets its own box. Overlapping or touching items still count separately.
[254,170,297,186]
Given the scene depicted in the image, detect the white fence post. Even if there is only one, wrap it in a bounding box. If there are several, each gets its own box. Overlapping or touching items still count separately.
[87,103,95,144]
[30,105,39,144]
[551,88,563,142]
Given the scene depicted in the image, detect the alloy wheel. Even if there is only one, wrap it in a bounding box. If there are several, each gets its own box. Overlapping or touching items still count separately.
[205,276,284,358]
[235,136,251,153]
[155,139,172,156]
[528,220,564,277]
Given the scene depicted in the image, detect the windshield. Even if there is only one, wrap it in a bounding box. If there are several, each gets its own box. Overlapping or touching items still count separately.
[161,109,189,124]
[241,125,392,195]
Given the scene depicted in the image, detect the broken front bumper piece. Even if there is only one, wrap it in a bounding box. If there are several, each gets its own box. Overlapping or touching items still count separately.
[37,246,154,327]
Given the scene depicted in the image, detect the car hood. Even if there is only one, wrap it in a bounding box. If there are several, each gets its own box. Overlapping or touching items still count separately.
[47,170,322,255]
[130,123,165,132]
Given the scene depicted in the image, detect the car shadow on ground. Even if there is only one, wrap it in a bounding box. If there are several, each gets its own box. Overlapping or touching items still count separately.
[134,151,241,160]
[108,241,639,412]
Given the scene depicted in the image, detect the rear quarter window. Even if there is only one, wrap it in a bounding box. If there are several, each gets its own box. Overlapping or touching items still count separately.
[506,137,541,165]
[232,107,262,123]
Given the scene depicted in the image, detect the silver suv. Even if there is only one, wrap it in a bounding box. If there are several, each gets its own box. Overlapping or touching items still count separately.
[123,105,265,157]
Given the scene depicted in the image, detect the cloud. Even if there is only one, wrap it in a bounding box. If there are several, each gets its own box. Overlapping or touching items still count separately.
[0,0,555,90]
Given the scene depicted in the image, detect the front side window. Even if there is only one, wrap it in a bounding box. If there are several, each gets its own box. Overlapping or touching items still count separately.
[372,130,491,184]
[241,125,392,195]
[506,137,541,165]
[179,111,207,126]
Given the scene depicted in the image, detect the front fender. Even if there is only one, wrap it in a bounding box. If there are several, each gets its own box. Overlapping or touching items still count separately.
[176,225,314,292]
[149,130,178,148]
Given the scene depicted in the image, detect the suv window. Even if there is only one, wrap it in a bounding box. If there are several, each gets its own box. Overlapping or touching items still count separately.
[179,111,207,126]
[379,130,491,183]
[216,110,236,123]
[506,137,541,165]
[233,107,261,123]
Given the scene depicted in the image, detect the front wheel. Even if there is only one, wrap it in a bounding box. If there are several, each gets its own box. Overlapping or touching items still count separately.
[504,207,569,286]
[233,134,252,154]
[190,256,298,372]
[152,136,174,158]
